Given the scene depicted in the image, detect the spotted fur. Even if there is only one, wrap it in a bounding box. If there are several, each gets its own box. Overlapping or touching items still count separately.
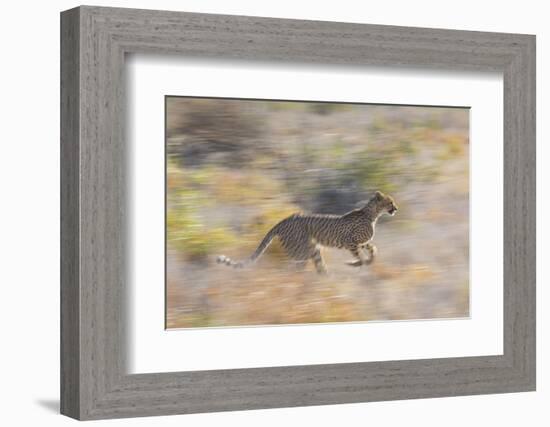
[217,190,397,274]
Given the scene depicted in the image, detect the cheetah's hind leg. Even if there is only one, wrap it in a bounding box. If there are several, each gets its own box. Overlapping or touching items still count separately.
[312,247,328,275]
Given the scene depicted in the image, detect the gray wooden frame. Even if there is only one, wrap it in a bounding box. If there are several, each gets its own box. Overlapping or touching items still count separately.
[60,5,536,420]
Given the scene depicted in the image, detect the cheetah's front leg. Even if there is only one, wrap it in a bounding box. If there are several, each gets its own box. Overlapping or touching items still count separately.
[346,243,377,267]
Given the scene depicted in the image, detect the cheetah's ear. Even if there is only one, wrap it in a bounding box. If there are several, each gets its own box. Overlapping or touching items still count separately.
[374,190,383,199]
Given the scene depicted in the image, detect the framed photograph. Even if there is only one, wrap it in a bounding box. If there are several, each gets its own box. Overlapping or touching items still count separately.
[60,6,535,420]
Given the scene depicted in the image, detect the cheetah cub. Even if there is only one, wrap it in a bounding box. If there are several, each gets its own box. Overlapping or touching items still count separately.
[217,190,397,274]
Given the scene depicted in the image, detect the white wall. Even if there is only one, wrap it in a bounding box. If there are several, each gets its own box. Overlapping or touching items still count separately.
[0,0,546,425]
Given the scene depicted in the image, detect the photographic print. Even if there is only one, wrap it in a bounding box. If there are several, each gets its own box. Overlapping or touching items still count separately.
[166,97,469,329]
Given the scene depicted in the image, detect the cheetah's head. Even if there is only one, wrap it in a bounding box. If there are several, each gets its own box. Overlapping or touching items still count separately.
[373,190,398,216]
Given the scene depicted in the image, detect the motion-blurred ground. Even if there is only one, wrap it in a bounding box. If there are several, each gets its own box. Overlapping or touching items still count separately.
[166,98,469,328]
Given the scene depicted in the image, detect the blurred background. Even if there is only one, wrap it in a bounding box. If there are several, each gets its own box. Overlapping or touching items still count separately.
[166,97,469,329]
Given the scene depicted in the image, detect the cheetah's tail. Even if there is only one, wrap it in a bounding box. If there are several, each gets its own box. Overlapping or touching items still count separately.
[216,224,280,269]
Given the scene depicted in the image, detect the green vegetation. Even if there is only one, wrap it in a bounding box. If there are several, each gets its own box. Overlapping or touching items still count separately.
[167,185,237,261]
